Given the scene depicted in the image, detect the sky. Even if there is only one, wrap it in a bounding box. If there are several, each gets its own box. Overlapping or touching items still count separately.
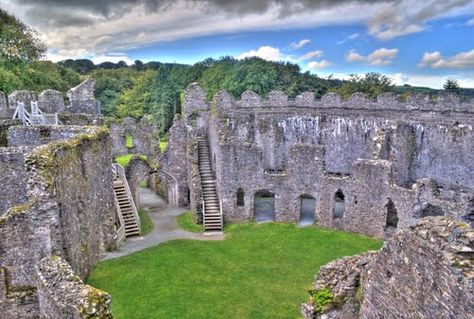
[2,0,474,88]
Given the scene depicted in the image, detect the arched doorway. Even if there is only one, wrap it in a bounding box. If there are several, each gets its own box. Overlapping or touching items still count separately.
[333,189,345,220]
[299,194,316,225]
[254,190,275,222]
[384,198,398,237]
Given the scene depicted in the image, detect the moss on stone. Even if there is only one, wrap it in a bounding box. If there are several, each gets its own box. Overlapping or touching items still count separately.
[311,287,335,313]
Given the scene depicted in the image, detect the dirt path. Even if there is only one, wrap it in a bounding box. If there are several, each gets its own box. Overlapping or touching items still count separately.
[101,187,224,260]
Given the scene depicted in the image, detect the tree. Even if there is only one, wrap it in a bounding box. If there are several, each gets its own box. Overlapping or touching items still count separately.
[0,9,46,62]
[332,72,393,98]
[443,79,460,94]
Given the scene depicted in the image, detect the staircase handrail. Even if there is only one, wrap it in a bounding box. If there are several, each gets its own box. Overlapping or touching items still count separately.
[112,163,141,232]
[202,199,206,226]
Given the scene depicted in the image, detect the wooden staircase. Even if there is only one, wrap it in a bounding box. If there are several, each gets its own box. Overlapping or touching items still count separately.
[112,163,141,238]
[198,137,223,232]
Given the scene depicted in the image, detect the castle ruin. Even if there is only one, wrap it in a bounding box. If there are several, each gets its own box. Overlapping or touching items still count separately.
[0,80,472,318]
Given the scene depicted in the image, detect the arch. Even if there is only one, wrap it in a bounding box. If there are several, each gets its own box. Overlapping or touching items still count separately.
[125,157,180,207]
[254,190,275,222]
[332,189,345,219]
[384,198,398,237]
[299,194,316,225]
[236,188,245,206]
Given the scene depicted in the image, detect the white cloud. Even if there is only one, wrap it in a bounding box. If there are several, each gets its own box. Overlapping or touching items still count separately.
[467,18,474,25]
[300,50,323,60]
[390,72,474,89]
[308,60,331,69]
[345,49,366,62]
[337,32,361,44]
[290,39,311,50]
[346,48,399,66]
[418,49,474,69]
[368,0,474,40]
[91,55,135,65]
[238,46,283,62]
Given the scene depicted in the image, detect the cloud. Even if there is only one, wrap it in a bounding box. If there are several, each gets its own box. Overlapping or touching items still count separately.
[337,32,360,44]
[368,0,472,40]
[467,18,474,25]
[238,46,283,61]
[346,48,399,65]
[290,39,311,50]
[418,49,474,69]
[91,55,135,65]
[300,50,323,60]
[390,72,474,89]
[345,49,366,62]
[308,60,331,69]
[4,0,473,60]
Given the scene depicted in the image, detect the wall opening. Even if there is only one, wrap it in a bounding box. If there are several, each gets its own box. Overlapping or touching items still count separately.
[384,198,399,237]
[299,194,316,226]
[236,188,245,207]
[414,204,445,219]
[332,189,345,219]
[254,190,275,222]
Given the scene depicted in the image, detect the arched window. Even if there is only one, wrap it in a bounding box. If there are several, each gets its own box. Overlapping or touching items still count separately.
[385,199,399,229]
[333,189,345,219]
[236,188,245,206]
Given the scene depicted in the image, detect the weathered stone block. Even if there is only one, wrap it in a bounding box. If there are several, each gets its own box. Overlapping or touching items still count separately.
[240,90,262,108]
[38,89,64,113]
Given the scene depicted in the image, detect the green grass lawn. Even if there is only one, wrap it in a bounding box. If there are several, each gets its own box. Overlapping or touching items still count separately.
[176,211,203,233]
[138,209,154,236]
[87,223,381,319]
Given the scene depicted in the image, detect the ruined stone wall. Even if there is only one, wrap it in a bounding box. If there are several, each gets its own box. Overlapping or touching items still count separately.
[0,147,29,215]
[36,256,112,319]
[7,125,98,147]
[162,117,190,207]
[66,79,101,114]
[0,79,103,121]
[196,85,474,237]
[302,217,473,319]
[0,126,116,317]
[109,117,159,158]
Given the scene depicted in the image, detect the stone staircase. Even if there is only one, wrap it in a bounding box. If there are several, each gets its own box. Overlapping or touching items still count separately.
[112,164,141,238]
[198,137,223,232]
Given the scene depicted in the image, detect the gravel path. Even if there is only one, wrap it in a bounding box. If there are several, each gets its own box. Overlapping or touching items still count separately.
[101,187,225,260]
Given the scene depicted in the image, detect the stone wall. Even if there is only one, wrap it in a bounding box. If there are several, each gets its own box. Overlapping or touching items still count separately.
[109,117,159,158]
[66,79,101,114]
[36,256,112,319]
[0,126,116,317]
[0,79,103,121]
[7,125,99,147]
[182,84,474,237]
[301,217,474,319]
[0,147,29,215]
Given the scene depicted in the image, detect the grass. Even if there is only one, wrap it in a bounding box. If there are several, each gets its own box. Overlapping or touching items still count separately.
[176,212,203,233]
[125,133,134,149]
[87,223,382,319]
[115,154,147,168]
[138,209,154,236]
[159,141,168,152]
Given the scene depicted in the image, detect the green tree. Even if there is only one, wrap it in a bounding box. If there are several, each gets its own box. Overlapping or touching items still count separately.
[0,9,46,62]
[443,79,460,94]
[332,72,393,98]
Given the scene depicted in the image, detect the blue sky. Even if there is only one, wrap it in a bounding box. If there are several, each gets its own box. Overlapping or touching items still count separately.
[3,0,474,88]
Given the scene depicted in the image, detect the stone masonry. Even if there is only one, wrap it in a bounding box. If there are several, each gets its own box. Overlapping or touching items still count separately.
[301,216,474,319]
[0,125,116,318]
[180,83,474,238]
